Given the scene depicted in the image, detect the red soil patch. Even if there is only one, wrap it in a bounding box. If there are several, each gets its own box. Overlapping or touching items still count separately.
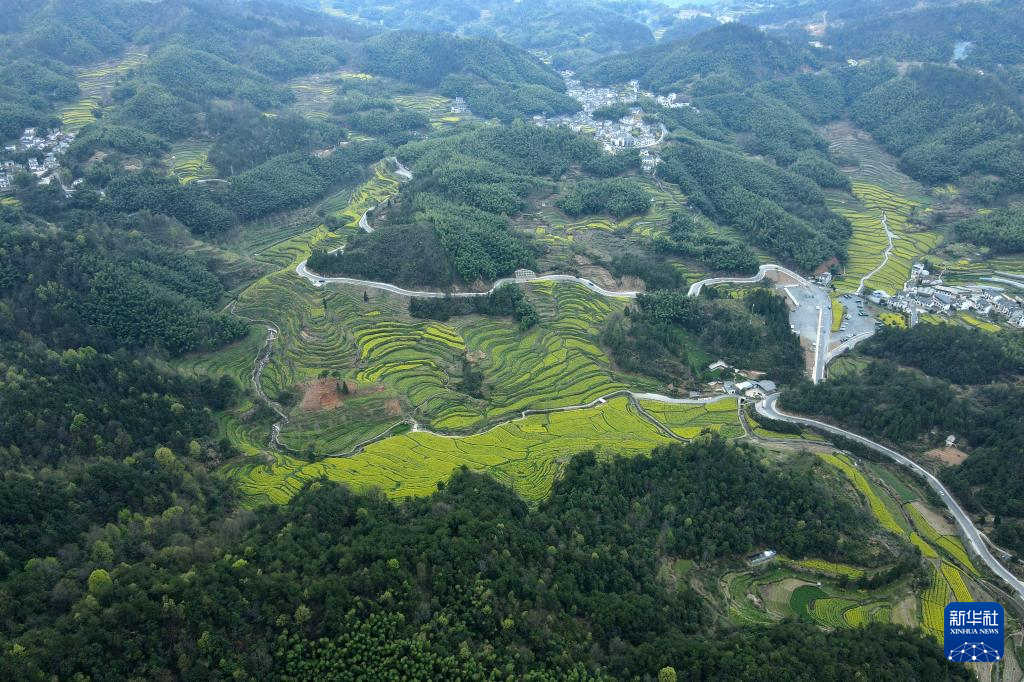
[926,446,968,466]
[298,378,383,412]
[384,399,402,416]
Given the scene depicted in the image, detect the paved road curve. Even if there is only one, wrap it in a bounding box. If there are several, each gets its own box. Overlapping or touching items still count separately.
[757,393,1024,602]
[299,260,838,382]
[687,265,832,383]
[297,261,642,298]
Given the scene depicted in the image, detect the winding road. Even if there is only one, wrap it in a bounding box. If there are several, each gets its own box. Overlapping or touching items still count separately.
[757,393,1024,603]
[300,261,836,382]
[298,261,642,298]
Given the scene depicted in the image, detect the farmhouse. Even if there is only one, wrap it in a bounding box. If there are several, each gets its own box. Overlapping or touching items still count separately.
[748,549,777,566]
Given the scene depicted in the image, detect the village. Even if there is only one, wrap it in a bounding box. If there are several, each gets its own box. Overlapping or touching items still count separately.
[873,262,1024,328]
[528,72,688,171]
[0,127,76,192]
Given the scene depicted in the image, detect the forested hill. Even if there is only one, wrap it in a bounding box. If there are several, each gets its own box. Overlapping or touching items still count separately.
[362,31,563,90]
[297,0,656,67]
[580,23,815,93]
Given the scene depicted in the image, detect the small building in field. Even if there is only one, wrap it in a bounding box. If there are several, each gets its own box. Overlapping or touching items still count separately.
[748,549,777,566]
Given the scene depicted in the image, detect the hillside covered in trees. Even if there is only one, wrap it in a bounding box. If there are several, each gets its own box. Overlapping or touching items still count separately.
[2,0,1023,678]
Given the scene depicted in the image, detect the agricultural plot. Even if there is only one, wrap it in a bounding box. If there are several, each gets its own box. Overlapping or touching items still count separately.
[942,562,972,602]
[905,503,978,574]
[327,163,401,228]
[824,123,925,198]
[809,597,860,628]
[534,176,680,245]
[393,94,454,127]
[818,452,904,535]
[639,398,744,439]
[60,96,101,131]
[878,312,907,328]
[958,312,1002,332]
[726,572,781,624]
[843,603,891,627]
[77,50,147,97]
[831,298,844,332]
[288,72,341,119]
[830,183,940,295]
[921,565,951,639]
[62,49,148,132]
[786,558,864,579]
[725,447,983,642]
[226,396,673,505]
[167,142,216,183]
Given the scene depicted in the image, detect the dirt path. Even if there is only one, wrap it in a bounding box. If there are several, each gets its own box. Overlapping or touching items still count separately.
[856,212,894,295]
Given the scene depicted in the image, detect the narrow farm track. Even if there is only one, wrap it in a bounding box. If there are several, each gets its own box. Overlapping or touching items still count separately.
[757,394,1024,604]
[856,212,894,295]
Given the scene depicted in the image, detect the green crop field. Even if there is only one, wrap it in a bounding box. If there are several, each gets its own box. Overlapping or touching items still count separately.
[288,71,341,119]
[830,183,940,295]
[59,96,102,131]
[167,142,216,183]
[921,565,950,639]
[818,452,904,535]
[809,597,860,628]
[534,175,682,246]
[941,562,972,602]
[825,123,926,198]
[61,50,148,132]
[787,558,864,579]
[904,503,978,574]
[843,603,890,627]
[639,398,744,439]
[225,396,673,505]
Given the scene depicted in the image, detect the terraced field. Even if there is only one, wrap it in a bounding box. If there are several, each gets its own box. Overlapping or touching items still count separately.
[921,565,951,639]
[723,446,988,642]
[824,123,925,198]
[62,49,148,132]
[225,396,673,504]
[809,597,860,628]
[534,176,681,246]
[787,558,864,579]
[958,312,1001,332]
[639,398,744,439]
[905,503,978,574]
[393,94,454,127]
[830,183,940,295]
[818,452,904,535]
[60,96,102,131]
[328,164,401,228]
[167,142,216,183]
[288,71,342,119]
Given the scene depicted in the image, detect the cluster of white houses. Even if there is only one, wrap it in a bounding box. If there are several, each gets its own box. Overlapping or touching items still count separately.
[1,128,75,191]
[531,72,664,163]
[707,360,778,398]
[877,263,1024,328]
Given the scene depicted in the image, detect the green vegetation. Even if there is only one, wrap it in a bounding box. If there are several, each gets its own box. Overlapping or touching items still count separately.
[654,212,760,274]
[783,360,1024,552]
[603,288,804,386]
[583,23,811,93]
[639,399,744,439]
[166,141,215,184]
[4,1,1023,678]
[556,178,650,219]
[658,138,848,270]
[954,207,1024,254]
[831,182,939,295]
[862,323,1023,384]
